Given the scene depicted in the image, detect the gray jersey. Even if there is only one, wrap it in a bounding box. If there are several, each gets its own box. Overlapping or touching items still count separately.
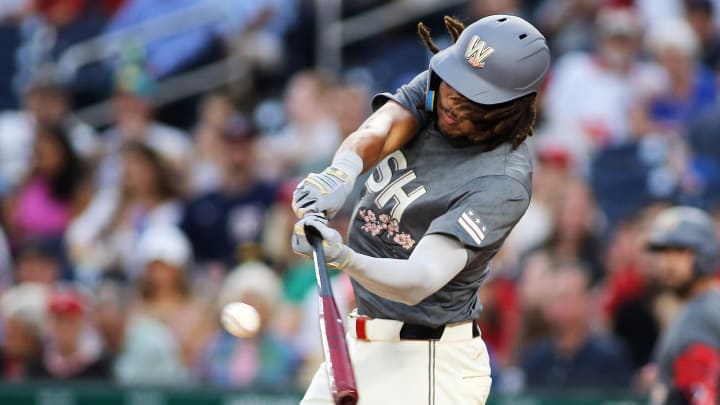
[347,71,532,327]
[654,289,720,391]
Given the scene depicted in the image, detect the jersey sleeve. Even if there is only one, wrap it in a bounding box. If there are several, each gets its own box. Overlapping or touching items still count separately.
[425,176,530,256]
[371,70,429,127]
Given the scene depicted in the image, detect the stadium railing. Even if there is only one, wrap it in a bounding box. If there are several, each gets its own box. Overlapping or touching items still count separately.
[0,382,647,405]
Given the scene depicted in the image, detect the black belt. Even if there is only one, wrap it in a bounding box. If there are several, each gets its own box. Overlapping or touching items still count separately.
[399,321,480,340]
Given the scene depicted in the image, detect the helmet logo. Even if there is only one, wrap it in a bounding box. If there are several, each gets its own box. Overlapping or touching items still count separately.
[464,35,495,68]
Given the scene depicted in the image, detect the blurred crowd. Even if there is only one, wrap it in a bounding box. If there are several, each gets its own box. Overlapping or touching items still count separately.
[0,0,719,397]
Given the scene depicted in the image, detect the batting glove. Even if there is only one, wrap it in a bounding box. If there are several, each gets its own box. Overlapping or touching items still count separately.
[291,213,354,269]
[292,151,363,219]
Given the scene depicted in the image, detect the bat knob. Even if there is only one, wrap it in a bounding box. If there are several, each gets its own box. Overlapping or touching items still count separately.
[337,390,358,405]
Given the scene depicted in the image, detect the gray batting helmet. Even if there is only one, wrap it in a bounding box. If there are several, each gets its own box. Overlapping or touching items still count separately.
[425,15,550,111]
[647,206,720,276]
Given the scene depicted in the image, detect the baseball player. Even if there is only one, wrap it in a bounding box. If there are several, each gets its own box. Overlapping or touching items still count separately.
[646,206,720,405]
[292,15,549,404]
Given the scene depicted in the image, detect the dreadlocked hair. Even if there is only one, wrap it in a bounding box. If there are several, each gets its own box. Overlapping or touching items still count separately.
[417,16,538,150]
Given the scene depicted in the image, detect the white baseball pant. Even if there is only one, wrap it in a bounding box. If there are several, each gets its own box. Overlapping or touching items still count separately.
[301,313,492,404]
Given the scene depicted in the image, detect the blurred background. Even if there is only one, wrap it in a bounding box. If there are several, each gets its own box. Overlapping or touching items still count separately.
[0,0,719,404]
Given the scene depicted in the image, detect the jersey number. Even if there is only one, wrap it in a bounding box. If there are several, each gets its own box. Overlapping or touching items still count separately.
[366,151,426,221]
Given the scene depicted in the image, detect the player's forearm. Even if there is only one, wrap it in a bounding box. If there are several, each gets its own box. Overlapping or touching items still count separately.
[336,101,419,173]
[345,235,468,306]
[337,128,389,173]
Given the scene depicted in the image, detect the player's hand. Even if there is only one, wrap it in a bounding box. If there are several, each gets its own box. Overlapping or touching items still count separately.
[292,151,363,219]
[292,168,353,219]
[291,213,354,269]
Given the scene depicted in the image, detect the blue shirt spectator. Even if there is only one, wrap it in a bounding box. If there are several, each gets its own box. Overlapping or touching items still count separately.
[521,334,635,389]
[519,261,635,389]
[180,115,277,269]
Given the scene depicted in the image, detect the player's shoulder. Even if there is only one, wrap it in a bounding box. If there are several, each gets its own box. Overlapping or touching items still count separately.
[472,142,533,195]
[457,174,531,211]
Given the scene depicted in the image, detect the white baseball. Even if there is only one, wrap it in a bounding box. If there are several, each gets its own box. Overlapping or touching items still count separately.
[221,302,261,338]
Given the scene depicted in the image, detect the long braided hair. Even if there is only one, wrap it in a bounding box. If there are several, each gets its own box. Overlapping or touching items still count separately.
[418,16,538,150]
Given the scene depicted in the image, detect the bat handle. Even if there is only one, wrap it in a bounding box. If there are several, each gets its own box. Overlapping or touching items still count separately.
[305,224,324,250]
[305,224,334,297]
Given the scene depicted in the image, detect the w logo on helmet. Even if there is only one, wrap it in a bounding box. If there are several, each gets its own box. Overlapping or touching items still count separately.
[464,35,495,68]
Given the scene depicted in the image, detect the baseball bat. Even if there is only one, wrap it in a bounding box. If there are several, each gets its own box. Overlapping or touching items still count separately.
[305,225,358,405]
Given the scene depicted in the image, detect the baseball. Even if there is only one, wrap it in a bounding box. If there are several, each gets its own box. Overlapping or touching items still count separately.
[221,302,261,338]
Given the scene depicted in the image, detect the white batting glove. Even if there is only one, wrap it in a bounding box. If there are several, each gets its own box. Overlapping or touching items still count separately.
[291,214,354,269]
[292,151,363,219]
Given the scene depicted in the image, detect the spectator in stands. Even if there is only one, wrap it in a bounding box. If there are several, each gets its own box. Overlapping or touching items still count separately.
[28,285,111,380]
[534,0,600,56]
[0,0,29,22]
[325,80,371,139]
[512,250,554,363]
[66,142,182,281]
[508,140,574,255]
[91,281,128,360]
[601,213,660,370]
[685,0,720,72]
[188,92,236,195]
[105,0,298,79]
[0,84,97,195]
[476,249,522,370]
[97,280,189,385]
[181,115,277,273]
[0,226,11,289]
[530,178,606,282]
[14,0,107,102]
[2,125,89,245]
[469,0,524,19]
[688,102,720,206]
[133,225,212,370]
[543,7,663,148]
[13,240,64,285]
[98,61,192,187]
[644,19,717,136]
[0,283,47,381]
[256,70,342,180]
[520,261,634,389]
[201,260,301,389]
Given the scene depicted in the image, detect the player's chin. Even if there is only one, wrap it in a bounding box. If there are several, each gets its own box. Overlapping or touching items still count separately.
[438,123,466,139]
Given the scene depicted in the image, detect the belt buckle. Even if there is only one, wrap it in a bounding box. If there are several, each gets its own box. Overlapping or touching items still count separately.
[399,323,445,340]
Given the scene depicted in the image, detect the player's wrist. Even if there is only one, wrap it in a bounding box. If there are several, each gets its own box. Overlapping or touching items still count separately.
[338,246,355,270]
[330,151,363,187]
[341,247,362,271]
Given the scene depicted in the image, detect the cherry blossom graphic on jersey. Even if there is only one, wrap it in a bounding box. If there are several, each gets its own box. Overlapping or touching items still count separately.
[358,208,416,250]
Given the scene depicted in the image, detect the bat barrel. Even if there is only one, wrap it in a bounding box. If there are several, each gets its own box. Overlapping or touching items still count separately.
[320,295,358,405]
[306,224,359,405]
